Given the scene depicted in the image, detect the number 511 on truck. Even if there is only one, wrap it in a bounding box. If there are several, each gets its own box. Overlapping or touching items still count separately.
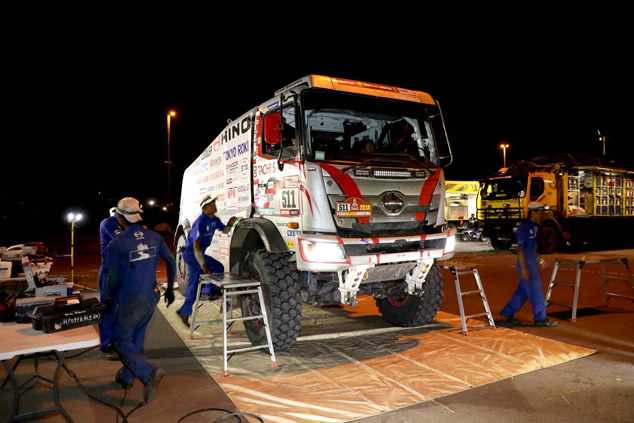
[176,75,456,350]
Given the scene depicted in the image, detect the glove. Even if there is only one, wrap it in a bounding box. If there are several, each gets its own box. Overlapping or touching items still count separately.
[164,288,175,307]
[103,297,114,314]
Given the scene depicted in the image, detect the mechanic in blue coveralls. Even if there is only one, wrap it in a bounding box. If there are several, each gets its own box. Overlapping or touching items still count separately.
[176,195,236,327]
[104,197,176,402]
[501,201,558,327]
[98,207,122,360]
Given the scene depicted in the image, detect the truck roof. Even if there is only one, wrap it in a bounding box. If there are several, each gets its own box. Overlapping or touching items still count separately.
[482,154,634,180]
[275,75,436,105]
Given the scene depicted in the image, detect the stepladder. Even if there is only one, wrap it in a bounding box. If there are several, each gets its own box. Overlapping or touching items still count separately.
[439,260,496,335]
[191,273,277,376]
[545,255,634,322]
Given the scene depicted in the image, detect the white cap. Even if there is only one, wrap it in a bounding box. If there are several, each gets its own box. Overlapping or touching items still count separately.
[200,195,217,208]
[528,201,546,210]
[116,197,144,223]
[109,207,117,216]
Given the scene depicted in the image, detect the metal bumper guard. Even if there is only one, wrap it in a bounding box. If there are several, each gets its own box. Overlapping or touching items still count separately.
[297,227,456,306]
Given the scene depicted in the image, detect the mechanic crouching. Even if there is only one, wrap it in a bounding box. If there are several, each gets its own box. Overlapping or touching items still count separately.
[103,197,176,403]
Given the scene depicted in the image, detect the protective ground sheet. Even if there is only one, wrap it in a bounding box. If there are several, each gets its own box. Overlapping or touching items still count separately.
[158,296,595,423]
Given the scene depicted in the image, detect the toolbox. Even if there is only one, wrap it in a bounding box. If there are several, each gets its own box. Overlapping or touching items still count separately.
[29,295,106,333]
[16,297,56,323]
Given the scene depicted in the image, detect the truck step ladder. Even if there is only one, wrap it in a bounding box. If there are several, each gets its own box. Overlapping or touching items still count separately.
[440,261,496,335]
[190,273,277,376]
[546,256,634,322]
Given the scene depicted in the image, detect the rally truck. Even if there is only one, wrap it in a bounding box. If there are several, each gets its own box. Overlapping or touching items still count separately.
[479,154,634,253]
[176,75,456,350]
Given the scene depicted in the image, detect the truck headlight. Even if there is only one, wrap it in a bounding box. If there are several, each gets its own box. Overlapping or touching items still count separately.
[444,234,456,254]
[299,239,348,263]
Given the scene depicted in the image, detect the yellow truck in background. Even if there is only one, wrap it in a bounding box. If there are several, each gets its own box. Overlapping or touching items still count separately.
[479,155,634,253]
[445,181,480,224]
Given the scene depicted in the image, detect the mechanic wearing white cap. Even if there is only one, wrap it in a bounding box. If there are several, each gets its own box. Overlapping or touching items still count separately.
[97,206,123,360]
[501,201,558,327]
[103,197,176,402]
[176,195,236,327]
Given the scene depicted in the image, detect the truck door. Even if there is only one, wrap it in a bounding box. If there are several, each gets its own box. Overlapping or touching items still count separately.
[529,176,544,202]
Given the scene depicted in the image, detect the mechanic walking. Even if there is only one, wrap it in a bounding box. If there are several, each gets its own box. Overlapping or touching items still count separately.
[501,201,558,327]
[176,195,235,327]
[104,197,176,402]
[98,207,122,360]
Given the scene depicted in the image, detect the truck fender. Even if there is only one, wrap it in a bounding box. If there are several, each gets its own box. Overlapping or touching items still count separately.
[234,218,289,253]
[228,218,289,274]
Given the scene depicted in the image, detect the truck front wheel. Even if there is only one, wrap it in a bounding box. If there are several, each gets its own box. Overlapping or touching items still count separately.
[241,248,302,351]
[375,264,443,327]
[537,226,559,254]
[176,234,189,296]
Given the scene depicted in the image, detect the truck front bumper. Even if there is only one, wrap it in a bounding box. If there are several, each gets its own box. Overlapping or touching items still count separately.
[296,227,456,272]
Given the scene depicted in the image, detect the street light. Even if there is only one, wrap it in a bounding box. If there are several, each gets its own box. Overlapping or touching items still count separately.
[67,212,83,283]
[500,143,510,168]
[166,110,176,207]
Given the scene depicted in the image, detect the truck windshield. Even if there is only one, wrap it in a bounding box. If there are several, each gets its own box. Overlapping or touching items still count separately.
[482,176,528,200]
[302,90,438,167]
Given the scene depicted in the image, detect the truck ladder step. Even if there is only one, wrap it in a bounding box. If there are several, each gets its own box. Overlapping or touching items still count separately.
[460,290,484,297]
[547,300,573,308]
[464,312,489,319]
[551,281,575,287]
[606,293,634,301]
[227,344,272,354]
[227,314,264,323]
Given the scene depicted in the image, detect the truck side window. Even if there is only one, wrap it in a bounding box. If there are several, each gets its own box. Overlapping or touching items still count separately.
[263,106,296,159]
[530,177,544,201]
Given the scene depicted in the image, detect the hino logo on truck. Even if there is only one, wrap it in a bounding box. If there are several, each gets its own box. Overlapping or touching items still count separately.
[221,117,251,144]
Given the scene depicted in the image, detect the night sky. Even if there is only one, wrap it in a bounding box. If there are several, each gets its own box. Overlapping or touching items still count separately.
[2,24,631,244]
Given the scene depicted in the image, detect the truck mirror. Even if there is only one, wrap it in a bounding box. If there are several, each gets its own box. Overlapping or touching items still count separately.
[264,113,282,145]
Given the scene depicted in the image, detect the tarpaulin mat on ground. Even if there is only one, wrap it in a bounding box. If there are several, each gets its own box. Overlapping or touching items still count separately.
[158,295,595,423]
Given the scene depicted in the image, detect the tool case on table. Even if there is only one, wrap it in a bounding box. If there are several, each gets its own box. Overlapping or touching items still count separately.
[29,294,106,333]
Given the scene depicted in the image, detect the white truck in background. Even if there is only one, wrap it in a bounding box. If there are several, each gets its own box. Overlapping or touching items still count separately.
[176,75,456,350]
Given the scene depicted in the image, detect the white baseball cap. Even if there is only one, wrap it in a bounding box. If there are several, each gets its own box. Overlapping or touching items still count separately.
[116,197,144,222]
[200,195,218,208]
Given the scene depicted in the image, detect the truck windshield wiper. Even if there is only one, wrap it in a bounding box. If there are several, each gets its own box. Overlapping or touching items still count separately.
[340,158,388,174]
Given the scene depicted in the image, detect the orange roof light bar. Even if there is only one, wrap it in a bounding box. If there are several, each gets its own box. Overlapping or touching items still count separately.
[284,75,436,105]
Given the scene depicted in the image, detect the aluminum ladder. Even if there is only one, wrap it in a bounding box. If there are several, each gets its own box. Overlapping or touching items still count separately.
[546,256,634,322]
[191,273,277,376]
[440,261,496,335]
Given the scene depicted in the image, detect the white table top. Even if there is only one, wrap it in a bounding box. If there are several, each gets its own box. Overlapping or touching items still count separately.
[0,322,100,360]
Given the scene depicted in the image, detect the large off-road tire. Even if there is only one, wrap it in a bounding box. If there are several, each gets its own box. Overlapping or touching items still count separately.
[490,235,512,251]
[175,234,189,296]
[537,226,559,254]
[241,248,302,351]
[375,264,443,327]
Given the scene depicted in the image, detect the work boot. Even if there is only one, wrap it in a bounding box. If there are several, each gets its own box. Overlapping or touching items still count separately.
[100,346,118,361]
[144,367,164,404]
[115,368,133,390]
[501,314,521,325]
[534,318,558,327]
[176,311,190,328]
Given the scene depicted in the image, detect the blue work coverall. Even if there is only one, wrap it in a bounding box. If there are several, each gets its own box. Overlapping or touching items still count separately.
[501,219,547,321]
[98,215,122,350]
[105,223,176,385]
[177,213,225,317]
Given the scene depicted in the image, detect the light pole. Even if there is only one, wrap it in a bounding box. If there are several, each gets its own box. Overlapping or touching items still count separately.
[67,213,82,283]
[500,143,510,168]
[166,111,176,207]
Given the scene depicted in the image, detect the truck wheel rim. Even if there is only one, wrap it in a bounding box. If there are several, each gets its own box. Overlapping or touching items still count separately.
[388,295,410,307]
